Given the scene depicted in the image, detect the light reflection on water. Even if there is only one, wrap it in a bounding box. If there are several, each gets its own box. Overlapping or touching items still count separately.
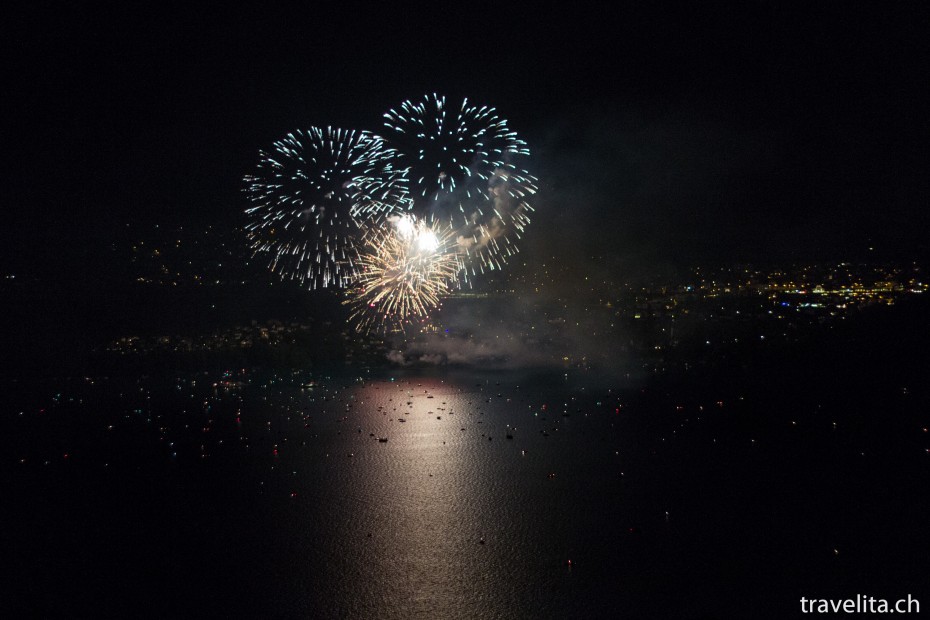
[253,370,648,619]
[3,367,661,618]
[8,345,928,618]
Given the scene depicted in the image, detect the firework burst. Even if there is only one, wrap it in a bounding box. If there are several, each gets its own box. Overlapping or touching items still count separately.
[455,164,538,279]
[347,214,462,333]
[381,94,537,274]
[244,127,405,289]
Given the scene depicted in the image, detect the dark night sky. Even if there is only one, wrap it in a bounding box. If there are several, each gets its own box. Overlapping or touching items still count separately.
[4,2,929,269]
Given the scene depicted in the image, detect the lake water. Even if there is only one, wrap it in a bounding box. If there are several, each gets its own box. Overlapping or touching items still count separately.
[4,363,929,618]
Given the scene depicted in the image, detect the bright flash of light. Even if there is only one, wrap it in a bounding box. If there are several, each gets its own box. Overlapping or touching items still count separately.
[347,215,462,334]
[394,214,415,239]
[417,230,439,253]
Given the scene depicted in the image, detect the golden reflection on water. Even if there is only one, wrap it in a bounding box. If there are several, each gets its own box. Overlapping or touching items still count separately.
[345,377,504,616]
